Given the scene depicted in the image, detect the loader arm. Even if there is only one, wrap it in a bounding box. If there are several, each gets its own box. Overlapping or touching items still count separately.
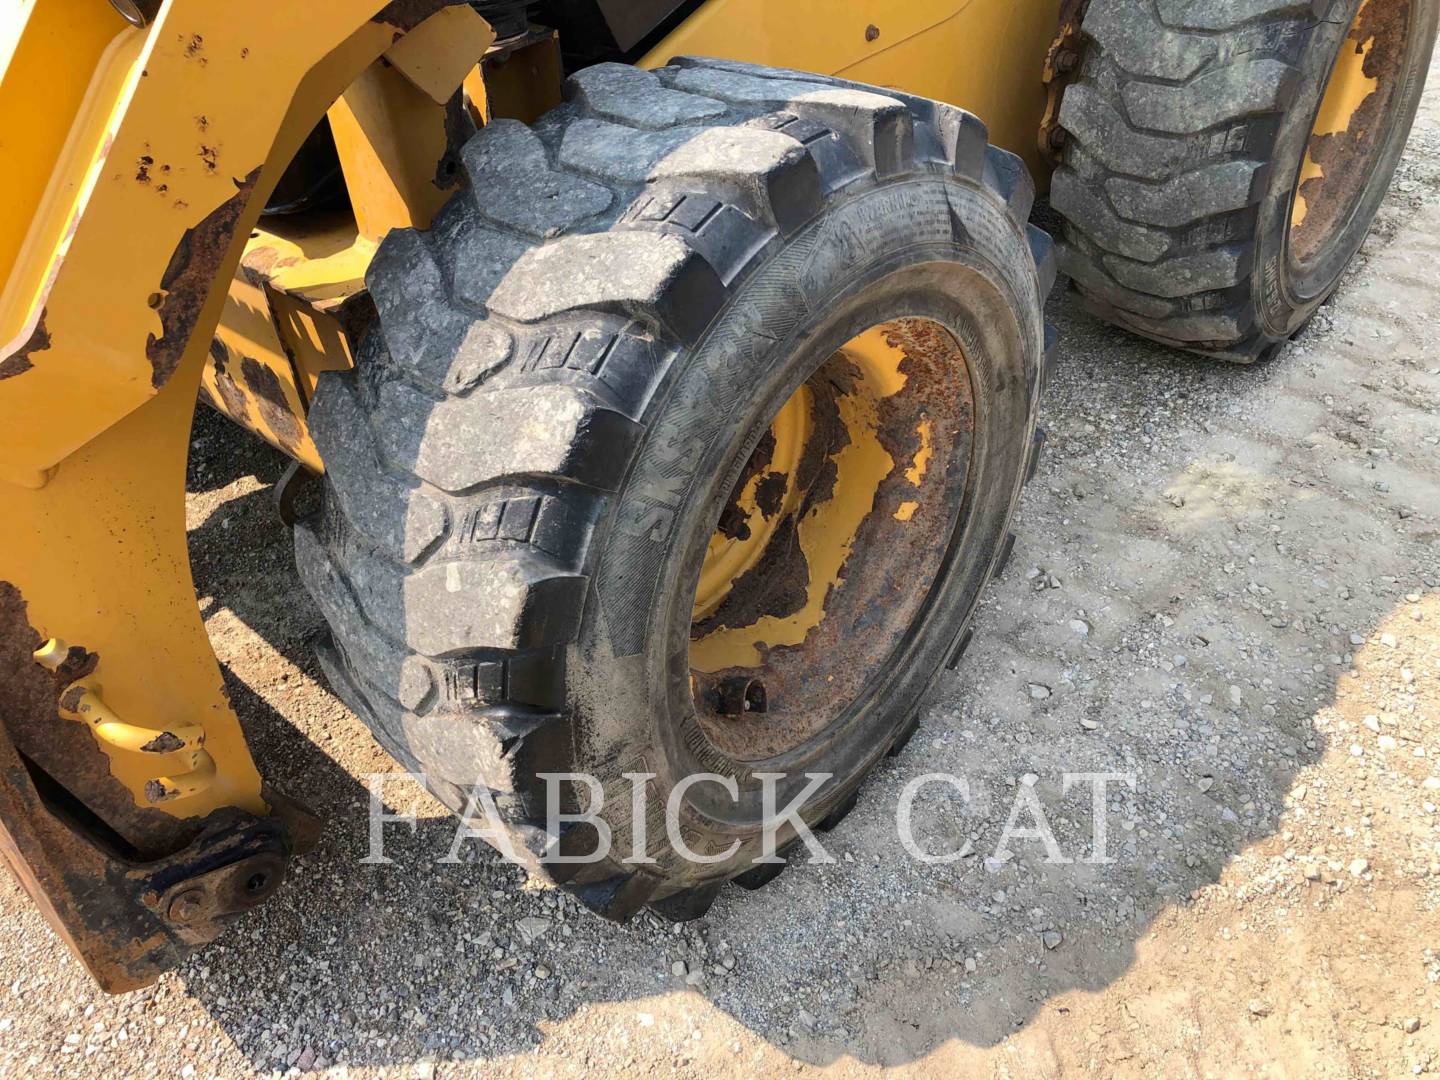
[0,0,488,992]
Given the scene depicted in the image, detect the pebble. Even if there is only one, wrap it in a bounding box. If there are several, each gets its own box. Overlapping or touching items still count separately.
[1349,859,1369,877]
[1028,684,1052,700]
[1041,931,1062,950]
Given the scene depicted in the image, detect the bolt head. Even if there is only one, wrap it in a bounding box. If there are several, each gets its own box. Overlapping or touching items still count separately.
[167,888,206,924]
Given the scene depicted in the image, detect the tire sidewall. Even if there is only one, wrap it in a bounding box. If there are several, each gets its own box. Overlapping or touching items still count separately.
[570,176,1041,856]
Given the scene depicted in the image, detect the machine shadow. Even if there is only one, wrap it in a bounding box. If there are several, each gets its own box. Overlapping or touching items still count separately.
[174,267,1407,1068]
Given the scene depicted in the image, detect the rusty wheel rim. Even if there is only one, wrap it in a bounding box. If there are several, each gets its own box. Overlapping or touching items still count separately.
[1290,0,1414,270]
[688,318,975,763]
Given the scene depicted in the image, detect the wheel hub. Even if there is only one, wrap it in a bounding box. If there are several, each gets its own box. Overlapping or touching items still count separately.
[688,318,975,762]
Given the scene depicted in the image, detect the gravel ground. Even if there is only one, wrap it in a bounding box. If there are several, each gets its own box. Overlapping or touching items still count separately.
[3,61,1440,1080]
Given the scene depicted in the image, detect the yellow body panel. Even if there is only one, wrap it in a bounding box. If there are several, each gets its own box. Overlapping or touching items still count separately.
[203,276,327,471]
[643,0,1064,173]
[0,1,481,825]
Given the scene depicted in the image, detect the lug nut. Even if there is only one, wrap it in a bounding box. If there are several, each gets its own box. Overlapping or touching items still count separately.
[717,677,767,716]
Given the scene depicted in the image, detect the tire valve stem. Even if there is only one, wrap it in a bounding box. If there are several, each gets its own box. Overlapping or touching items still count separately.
[717,677,768,717]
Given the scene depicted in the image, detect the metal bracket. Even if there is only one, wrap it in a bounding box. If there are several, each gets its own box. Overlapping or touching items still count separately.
[1039,0,1091,165]
[273,460,322,527]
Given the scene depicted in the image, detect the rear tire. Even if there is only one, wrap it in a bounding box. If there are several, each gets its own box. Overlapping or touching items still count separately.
[296,58,1054,917]
[1053,0,1437,360]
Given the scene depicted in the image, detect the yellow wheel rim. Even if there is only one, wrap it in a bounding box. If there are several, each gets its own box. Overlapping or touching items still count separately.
[687,318,976,761]
[1291,0,1410,267]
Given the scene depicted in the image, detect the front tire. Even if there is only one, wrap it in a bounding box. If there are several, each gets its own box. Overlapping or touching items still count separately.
[296,58,1054,917]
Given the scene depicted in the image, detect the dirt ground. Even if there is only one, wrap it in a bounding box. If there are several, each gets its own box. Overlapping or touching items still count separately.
[4,61,1440,1080]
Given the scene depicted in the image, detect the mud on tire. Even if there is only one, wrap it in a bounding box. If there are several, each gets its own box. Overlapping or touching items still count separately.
[296,58,1055,918]
[1053,0,1438,360]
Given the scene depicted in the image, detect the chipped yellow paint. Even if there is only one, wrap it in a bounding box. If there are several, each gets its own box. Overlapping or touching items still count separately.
[1293,0,1381,228]
[692,386,813,622]
[0,2,498,838]
[906,418,933,486]
[894,501,920,521]
[691,324,912,672]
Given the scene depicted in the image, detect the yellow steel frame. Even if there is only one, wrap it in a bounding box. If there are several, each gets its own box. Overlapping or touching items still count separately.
[0,1,486,830]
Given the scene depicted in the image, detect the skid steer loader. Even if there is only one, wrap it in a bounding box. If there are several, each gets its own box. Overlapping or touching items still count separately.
[1,0,1434,992]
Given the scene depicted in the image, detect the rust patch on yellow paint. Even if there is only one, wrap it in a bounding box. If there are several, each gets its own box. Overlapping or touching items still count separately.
[905,419,933,486]
[372,0,468,34]
[688,318,977,761]
[1291,0,1411,263]
[145,168,260,390]
[239,355,303,453]
[0,310,50,381]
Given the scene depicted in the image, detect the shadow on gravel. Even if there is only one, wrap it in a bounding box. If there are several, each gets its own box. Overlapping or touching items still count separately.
[174,265,1432,1069]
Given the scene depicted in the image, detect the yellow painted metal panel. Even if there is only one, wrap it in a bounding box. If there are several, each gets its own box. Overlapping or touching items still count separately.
[328,59,459,240]
[0,1,126,287]
[4,340,266,819]
[0,2,481,825]
[202,280,325,471]
[0,1,422,478]
[642,0,1063,171]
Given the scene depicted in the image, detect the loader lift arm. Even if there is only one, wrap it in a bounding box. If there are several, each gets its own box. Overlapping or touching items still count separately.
[0,0,492,992]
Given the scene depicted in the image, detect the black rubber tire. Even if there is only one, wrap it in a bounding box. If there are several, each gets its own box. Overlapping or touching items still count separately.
[1053,0,1438,361]
[296,58,1055,918]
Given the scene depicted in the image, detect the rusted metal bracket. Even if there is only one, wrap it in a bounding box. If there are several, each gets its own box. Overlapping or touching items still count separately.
[0,742,307,989]
[1,581,319,991]
[35,638,218,804]
[1038,0,1090,165]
